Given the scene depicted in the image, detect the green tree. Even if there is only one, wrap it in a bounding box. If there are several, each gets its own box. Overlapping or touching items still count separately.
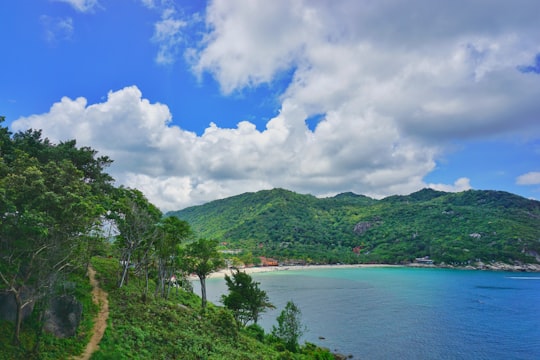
[154,216,192,298]
[221,269,274,326]
[272,301,306,352]
[180,238,224,309]
[0,125,112,344]
[109,187,161,290]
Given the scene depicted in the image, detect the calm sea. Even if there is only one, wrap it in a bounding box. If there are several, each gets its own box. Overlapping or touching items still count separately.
[197,267,540,359]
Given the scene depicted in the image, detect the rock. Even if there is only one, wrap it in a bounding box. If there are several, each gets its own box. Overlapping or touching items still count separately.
[353,221,373,235]
[0,288,35,322]
[333,353,352,360]
[43,295,83,338]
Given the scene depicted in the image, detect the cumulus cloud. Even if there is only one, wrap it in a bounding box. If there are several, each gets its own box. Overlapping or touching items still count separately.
[191,0,540,141]
[428,178,472,193]
[12,86,438,210]
[516,172,540,185]
[53,0,100,13]
[13,1,540,210]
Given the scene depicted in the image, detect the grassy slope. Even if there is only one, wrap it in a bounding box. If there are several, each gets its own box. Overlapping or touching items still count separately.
[88,257,279,360]
[1,257,335,359]
[90,257,333,360]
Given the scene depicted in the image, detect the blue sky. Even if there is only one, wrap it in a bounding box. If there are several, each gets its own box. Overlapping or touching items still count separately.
[2,0,540,211]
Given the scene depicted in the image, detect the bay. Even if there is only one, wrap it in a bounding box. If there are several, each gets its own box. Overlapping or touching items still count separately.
[195,267,540,359]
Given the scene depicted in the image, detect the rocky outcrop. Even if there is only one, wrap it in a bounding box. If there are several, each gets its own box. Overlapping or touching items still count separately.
[425,261,540,272]
[1,289,83,338]
[0,288,35,322]
[353,221,373,235]
[524,250,540,262]
[474,262,540,272]
[333,352,354,359]
[43,295,83,338]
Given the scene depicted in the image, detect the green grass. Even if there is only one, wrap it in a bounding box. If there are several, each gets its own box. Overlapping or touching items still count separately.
[90,257,333,359]
[1,257,335,359]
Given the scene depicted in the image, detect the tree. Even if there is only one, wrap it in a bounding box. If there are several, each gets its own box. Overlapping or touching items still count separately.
[0,125,113,344]
[109,187,161,290]
[272,301,306,352]
[154,216,192,298]
[180,238,224,309]
[221,269,274,326]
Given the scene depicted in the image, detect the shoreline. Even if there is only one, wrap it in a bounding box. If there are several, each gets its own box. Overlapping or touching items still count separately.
[203,263,401,279]
[190,261,540,280]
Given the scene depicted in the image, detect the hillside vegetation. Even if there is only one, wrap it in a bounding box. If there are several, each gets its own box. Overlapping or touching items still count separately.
[168,188,540,266]
[89,257,331,360]
[0,120,335,359]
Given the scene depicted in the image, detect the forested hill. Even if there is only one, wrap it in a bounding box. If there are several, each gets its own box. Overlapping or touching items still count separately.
[168,188,540,265]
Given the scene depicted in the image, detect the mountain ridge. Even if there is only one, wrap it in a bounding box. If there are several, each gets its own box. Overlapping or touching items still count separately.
[167,188,540,265]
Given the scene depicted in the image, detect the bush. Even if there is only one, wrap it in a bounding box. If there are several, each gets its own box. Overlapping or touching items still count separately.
[208,308,238,338]
[244,323,265,342]
[272,301,306,353]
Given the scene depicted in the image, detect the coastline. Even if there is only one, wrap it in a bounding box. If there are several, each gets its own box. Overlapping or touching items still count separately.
[202,263,400,279]
[192,261,540,280]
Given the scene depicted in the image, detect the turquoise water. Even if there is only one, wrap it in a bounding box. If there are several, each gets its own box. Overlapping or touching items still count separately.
[199,267,540,359]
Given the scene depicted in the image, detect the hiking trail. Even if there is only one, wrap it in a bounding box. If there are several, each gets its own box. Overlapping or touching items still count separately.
[73,266,109,360]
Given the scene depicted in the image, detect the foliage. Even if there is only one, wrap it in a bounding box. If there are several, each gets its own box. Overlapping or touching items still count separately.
[0,120,332,359]
[272,301,306,353]
[169,188,540,266]
[299,343,336,359]
[89,257,330,360]
[180,238,224,309]
[0,254,332,360]
[154,216,193,298]
[0,122,113,344]
[244,323,265,342]
[90,257,279,360]
[108,187,162,290]
[221,269,274,326]
[0,267,98,360]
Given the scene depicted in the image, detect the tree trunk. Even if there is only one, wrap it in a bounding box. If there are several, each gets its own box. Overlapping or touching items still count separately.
[13,292,23,345]
[159,262,166,298]
[199,276,207,309]
[144,263,150,300]
[118,252,131,288]
[165,268,172,299]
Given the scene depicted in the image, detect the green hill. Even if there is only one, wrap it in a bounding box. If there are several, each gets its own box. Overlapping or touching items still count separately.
[1,257,336,359]
[168,188,540,266]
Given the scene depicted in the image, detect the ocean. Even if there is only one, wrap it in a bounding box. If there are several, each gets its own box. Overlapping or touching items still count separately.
[197,267,540,359]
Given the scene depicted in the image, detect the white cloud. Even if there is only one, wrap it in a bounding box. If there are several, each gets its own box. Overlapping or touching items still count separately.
[191,1,315,93]
[54,0,100,13]
[428,178,472,193]
[152,9,186,65]
[143,1,189,65]
[140,0,156,9]
[190,0,540,140]
[12,86,440,211]
[41,15,74,42]
[516,172,540,185]
[13,1,540,210]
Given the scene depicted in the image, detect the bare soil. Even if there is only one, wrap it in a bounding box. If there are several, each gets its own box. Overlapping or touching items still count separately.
[73,266,109,360]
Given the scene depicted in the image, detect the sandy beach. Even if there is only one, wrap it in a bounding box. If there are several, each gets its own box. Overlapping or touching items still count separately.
[189,261,540,281]
[202,263,402,279]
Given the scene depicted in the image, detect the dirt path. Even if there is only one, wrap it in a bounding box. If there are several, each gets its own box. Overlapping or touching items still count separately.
[73,266,109,360]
